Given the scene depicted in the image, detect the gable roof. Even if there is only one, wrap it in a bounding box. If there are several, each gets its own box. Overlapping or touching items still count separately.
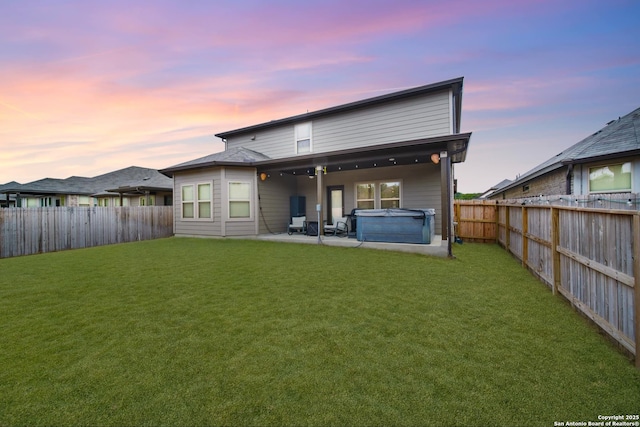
[215,77,464,139]
[491,106,640,196]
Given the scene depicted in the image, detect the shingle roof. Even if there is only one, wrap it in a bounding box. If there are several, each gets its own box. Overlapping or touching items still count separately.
[492,106,640,195]
[161,147,271,174]
[0,166,172,196]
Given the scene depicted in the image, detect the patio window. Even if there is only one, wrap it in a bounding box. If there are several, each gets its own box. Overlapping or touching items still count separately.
[181,182,212,220]
[356,181,402,209]
[356,183,375,209]
[380,182,400,208]
[295,122,312,154]
[589,162,632,193]
[229,181,251,219]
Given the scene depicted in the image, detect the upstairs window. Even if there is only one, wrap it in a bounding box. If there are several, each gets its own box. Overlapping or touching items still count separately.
[295,122,312,154]
[589,162,632,193]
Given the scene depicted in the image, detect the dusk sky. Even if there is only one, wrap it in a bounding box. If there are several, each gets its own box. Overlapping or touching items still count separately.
[1,0,639,193]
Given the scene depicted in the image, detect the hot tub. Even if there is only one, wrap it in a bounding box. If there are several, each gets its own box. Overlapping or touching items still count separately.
[354,208,435,244]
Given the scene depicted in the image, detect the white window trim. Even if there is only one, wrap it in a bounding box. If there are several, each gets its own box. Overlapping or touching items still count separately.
[294,122,313,154]
[180,182,213,221]
[587,161,633,194]
[355,179,403,209]
[227,180,253,221]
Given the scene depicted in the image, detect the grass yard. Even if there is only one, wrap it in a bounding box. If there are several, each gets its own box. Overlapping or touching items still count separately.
[0,238,638,426]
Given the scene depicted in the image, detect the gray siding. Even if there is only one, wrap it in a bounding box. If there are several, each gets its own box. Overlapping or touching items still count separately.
[257,174,297,234]
[173,168,223,237]
[222,167,259,236]
[173,167,259,237]
[225,90,452,158]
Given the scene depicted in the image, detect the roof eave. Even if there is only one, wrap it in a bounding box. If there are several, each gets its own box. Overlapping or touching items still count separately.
[160,161,258,177]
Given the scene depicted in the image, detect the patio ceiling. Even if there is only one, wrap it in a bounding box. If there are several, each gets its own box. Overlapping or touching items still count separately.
[255,133,471,176]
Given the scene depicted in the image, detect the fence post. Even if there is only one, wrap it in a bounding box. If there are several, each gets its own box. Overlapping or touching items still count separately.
[505,205,511,252]
[550,207,560,296]
[633,214,640,369]
[494,201,499,244]
[522,205,529,269]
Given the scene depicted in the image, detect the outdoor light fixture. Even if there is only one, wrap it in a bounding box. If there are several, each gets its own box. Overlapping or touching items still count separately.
[259,172,268,181]
[430,153,440,164]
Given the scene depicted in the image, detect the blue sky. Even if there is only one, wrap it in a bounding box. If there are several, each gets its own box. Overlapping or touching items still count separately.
[1,0,639,192]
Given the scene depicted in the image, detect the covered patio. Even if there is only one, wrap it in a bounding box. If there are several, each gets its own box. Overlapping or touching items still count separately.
[254,133,470,257]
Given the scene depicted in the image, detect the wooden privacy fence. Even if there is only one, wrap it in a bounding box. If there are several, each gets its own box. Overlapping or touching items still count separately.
[454,200,640,368]
[0,206,174,259]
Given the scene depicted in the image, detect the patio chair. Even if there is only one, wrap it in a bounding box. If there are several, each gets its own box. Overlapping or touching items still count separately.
[324,216,348,236]
[288,216,306,235]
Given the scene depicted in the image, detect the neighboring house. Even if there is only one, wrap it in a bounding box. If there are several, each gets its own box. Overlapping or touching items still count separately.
[0,166,173,208]
[488,106,640,200]
[0,182,20,207]
[161,77,472,245]
[478,179,512,199]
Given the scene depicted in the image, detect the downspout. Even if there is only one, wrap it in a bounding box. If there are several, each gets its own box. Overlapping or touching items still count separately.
[566,164,573,195]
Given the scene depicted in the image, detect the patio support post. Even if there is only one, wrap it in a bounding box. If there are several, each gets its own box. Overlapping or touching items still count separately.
[440,151,453,256]
[316,165,324,242]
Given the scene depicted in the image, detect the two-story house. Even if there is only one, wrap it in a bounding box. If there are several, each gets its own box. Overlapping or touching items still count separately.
[161,77,472,248]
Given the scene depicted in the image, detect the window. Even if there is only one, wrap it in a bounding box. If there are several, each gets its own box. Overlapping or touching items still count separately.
[181,183,212,220]
[380,182,400,208]
[295,122,312,154]
[356,183,375,209]
[182,185,194,218]
[139,195,156,207]
[229,181,251,218]
[589,162,632,193]
[197,184,211,218]
[356,181,402,209]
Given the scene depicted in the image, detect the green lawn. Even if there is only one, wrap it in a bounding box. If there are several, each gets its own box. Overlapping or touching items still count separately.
[0,238,638,426]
